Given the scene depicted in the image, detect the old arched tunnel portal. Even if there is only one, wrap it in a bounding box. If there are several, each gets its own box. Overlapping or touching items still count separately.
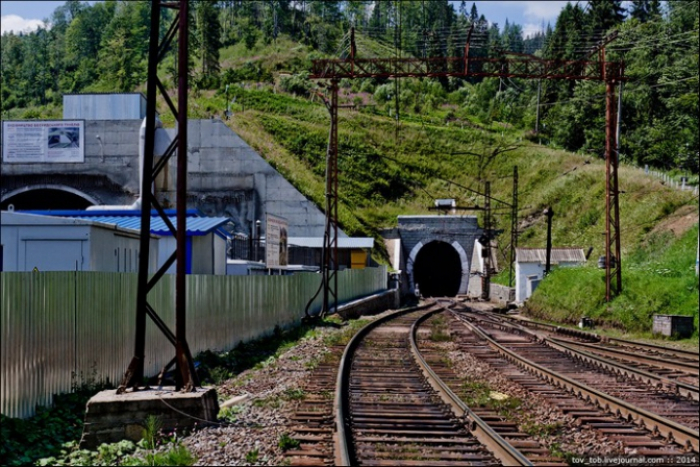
[397,216,481,298]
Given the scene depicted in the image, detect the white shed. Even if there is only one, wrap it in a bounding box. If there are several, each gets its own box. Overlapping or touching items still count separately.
[1,211,159,272]
[515,247,587,303]
[18,210,230,275]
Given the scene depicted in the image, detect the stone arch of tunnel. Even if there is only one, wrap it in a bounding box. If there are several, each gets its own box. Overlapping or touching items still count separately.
[413,240,463,297]
[1,186,97,211]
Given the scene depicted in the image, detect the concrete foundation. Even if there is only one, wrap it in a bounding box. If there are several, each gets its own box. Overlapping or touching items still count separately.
[80,387,219,449]
[336,289,400,320]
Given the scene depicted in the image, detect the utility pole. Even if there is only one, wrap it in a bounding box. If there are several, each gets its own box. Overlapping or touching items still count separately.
[509,166,518,287]
[481,181,492,300]
[321,79,340,317]
[604,60,622,302]
[616,81,623,160]
[544,207,554,276]
[535,80,542,133]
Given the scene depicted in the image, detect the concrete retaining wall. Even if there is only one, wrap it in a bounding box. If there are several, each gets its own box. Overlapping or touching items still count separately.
[337,289,400,320]
[467,278,515,306]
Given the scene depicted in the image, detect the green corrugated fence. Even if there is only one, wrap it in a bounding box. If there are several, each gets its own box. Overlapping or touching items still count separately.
[1,267,387,418]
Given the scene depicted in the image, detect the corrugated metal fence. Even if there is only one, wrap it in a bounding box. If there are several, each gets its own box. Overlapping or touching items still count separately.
[1,267,386,418]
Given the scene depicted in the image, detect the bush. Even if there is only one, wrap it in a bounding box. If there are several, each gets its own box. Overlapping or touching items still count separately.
[279,72,312,97]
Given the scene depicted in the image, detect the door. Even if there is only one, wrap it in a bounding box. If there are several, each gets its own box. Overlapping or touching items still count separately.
[24,240,85,271]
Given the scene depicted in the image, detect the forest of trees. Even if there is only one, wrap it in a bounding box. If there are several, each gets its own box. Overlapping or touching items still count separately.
[1,0,697,173]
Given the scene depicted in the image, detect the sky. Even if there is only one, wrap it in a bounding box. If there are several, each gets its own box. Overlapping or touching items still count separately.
[1,1,572,37]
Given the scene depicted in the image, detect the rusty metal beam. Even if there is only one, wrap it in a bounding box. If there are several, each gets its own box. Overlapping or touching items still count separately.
[311,56,626,82]
[605,69,622,302]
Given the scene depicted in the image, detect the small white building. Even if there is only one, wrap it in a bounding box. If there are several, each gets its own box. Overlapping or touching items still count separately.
[515,247,587,303]
[1,211,159,272]
[18,210,230,275]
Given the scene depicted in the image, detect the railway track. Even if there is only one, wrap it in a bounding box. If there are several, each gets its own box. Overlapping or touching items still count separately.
[286,301,698,466]
[484,312,700,400]
[337,302,545,466]
[452,303,700,454]
[502,313,699,367]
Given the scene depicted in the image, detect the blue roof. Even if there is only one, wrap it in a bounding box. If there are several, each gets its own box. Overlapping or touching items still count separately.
[19,210,229,237]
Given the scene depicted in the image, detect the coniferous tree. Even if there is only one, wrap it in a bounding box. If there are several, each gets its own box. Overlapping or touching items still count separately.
[470,3,479,23]
[630,0,652,23]
[197,0,222,77]
[587,0,626,33]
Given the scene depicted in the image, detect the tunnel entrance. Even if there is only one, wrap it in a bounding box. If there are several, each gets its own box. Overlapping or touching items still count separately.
[1,189,94,211]
[413,241,462,297]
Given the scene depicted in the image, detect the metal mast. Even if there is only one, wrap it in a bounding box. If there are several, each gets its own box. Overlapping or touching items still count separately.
[321,79,340,316]
[119,0,198,393]
[481,181,492,300]
[509,166,518,288]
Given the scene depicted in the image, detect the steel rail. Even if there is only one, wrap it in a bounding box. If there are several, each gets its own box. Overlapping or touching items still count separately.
[605,336,700,362]
[334,302,435,466]
[547,337,699,402]
[477,312,699,401]
[482,312,698,379]
[409,308,533,466]
[502,314,699,363]
[495,313,601,342]
[550,338,699,375]
[451,310,700,453]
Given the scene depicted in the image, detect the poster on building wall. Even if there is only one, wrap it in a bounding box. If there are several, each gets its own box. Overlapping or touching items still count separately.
[265,213,288,268]
[2,120,85,163]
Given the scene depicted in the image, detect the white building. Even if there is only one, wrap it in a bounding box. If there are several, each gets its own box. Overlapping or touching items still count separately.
[515,247,587,303]
[1,211,158,272]
[17,210,230,275]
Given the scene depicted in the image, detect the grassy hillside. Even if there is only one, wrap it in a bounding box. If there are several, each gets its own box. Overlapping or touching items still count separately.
[181,84,698,254]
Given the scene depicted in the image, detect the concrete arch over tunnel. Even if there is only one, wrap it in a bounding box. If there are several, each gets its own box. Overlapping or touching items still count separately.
[408,239,469,297]
[1,186,98,211]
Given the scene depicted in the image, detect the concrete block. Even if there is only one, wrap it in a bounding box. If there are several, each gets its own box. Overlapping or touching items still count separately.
[653,315,694,338]
[154,129,174,156]
[118,130,138,145]
[80,387,219,449]
[187,149,201,170]
[186,122,201,149]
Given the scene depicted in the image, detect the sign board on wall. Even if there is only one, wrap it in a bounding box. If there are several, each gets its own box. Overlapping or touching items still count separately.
[265,213,288,268]
[2,120,85,163]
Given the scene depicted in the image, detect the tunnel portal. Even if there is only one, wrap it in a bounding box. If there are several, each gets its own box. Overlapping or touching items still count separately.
[413,241,462,297]
[1,188,94,211]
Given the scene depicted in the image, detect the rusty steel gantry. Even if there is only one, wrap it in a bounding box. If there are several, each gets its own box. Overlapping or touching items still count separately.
[310,28,626,304]
[119,0,199,393]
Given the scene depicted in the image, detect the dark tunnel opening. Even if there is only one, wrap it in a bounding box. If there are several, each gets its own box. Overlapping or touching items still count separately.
[413,241,462,297]
[1,189,94,211]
